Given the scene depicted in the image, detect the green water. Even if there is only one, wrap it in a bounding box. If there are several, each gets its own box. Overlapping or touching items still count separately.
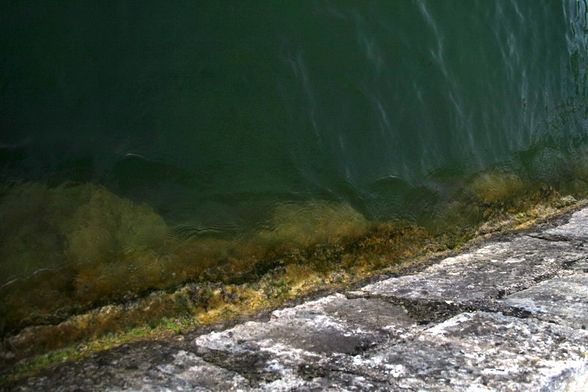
[2,1,588,333]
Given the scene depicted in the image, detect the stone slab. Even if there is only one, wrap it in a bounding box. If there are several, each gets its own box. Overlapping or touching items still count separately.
[355,236,584,308]
[297,312,588,391]
[14,310,588,391]
[544,207,588,241]
[187,307,588,391]
[194,293,416,358]
[502,274,588,330]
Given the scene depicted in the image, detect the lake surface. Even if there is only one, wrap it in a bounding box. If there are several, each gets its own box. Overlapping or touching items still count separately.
[2,0,588,334]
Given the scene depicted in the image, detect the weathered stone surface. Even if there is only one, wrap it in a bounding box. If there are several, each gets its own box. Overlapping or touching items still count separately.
[8,206,588,391]
[355,236,583,308]
[297,312,588,391]
[190,310,588,391]
[190,294,419,390]
[196,294,414,356]
[566,258,588,273]
[12,310,588,391]
[544,208,588,241]
[9,341,188,391]
[502,274,588,330]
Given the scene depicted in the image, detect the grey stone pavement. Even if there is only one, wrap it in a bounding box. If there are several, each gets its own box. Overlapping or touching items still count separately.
[8,207,588,391]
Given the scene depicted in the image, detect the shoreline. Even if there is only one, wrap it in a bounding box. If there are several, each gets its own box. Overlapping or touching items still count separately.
[2,195,587,385]
[6,197,588,390]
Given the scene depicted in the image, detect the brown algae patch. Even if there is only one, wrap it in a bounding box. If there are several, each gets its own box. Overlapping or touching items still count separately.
[469,172,525,203]
[0,177,587,382]
[0,183,175,331]
[0,184,370,336]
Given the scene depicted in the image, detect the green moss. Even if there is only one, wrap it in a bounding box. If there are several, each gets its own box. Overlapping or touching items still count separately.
[1,347,78,384]
[0,313,205,385]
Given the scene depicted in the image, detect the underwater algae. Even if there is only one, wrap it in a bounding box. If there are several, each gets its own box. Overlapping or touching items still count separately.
[1,168,587,383]
[469,172,525,204]
[0,183,371,335]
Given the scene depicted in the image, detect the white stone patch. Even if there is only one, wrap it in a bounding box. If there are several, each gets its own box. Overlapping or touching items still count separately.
[502,274,588,329]
[258,375,306,392]
[261,342,322,364]
[465,384,494,392]
[360,235,583,305]
[426,312,472,336]
[504,257,524,264]
[545,208,588,241]
[154,350,249,391]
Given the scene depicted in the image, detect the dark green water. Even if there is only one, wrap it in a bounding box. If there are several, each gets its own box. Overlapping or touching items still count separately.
[2,1,588,330]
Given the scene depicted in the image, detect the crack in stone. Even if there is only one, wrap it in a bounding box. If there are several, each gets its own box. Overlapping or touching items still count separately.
[562,256,588,271]
[531,271,562,283]
[193,347,279,386]
[345,292,535,325]
[297,361,393,386]
[526,233,572,242]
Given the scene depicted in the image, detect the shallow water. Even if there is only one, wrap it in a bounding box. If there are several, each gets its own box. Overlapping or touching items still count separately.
[2,0,588,334]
